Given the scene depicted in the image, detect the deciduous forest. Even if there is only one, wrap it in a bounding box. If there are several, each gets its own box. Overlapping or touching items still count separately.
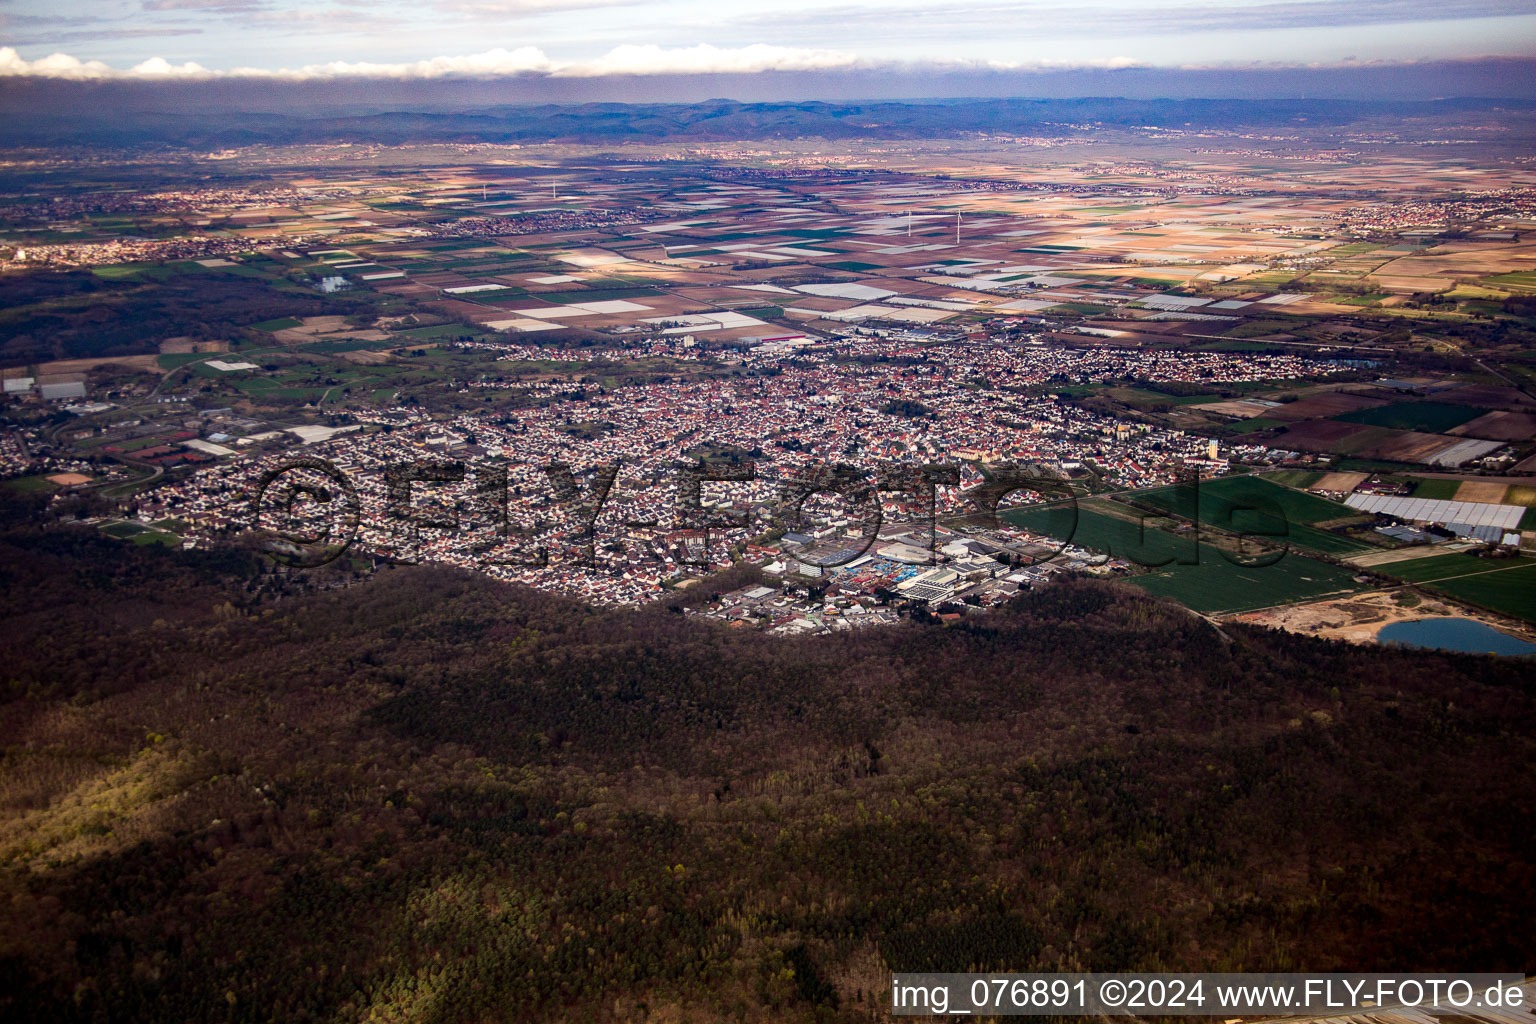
[0,521,1531,1022]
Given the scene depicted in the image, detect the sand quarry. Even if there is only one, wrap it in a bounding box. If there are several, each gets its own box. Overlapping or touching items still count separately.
[1228,589,1536,647]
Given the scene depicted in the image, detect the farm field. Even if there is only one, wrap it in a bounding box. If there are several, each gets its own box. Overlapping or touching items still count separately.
[1125,475,1371,555]
[1376,552,1536,624]
[1130,553,1365,615]
[1002,503,1366,613]
[1454,480,1514,504]
[252,317,303,332]
[1268,392,1386,421]
[1451,410,1536,442]
[1261,469,1323,489]
[1335,401,1486,432]
[1412,478,1463,499]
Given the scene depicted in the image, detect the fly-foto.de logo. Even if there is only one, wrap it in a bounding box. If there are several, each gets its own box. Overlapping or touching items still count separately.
[248,454,1292,571]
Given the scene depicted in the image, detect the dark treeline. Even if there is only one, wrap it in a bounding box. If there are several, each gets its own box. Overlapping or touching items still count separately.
[0,269,376,367]
[0,524,1531,1022]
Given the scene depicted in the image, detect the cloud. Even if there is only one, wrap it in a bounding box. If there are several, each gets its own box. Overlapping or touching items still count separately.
[726,0,1536,37]
[0,48,120,80]
[141,0,270,10]
[0,39,1527,83]
[983,56,1146,71]
[129,56,213,76]
[558,44,858,77]
[234,47,557,79]
[5,28,205,44]
[0,43,861,79]
[432,0,643,14]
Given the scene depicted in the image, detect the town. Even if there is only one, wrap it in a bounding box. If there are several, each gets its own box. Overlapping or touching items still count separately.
[4,152,1535,641]
[2,34,1535,1019]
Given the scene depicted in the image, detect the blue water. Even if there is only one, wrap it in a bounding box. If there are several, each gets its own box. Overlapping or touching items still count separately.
[1378,617,1536,656]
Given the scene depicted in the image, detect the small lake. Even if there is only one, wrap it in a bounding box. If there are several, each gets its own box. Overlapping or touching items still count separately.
[1378,617,1536,656]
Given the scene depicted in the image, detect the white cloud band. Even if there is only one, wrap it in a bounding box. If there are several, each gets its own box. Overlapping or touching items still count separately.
[0,43,865,80]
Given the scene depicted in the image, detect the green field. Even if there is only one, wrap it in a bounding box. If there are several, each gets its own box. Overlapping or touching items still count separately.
[1338,457,1423,474]
[433,259,529,272]
[1335,401,1485,432]
[1108,387,1178,408]
[110,435,175,453]
[394,324,486,340]
[1411,478,1462,499]
[91,264,175,281]
[251,317,302,332]
[300,339,394,354]
[1002,504,1364,613]
[228,377,329,402]
[447,287,526,301]
[1222,319,1299,339]
[1329,242,1386,256]
[1486,271,1536,293]
[1231,417,1287,433]
[4,475,58,493]
[1378,552,1536,623]
[1262,470,1323,489]
[1126,476,1369,555]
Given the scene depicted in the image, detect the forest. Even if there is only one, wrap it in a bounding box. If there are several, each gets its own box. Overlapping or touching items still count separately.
[0,269,377,367]
[0,515,1532,1023]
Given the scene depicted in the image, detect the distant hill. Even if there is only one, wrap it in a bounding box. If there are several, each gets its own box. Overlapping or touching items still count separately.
[0,522,1532,1021]
[2,96,1532,149]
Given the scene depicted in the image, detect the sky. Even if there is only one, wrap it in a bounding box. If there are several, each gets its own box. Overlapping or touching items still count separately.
[0,0,1533,96]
